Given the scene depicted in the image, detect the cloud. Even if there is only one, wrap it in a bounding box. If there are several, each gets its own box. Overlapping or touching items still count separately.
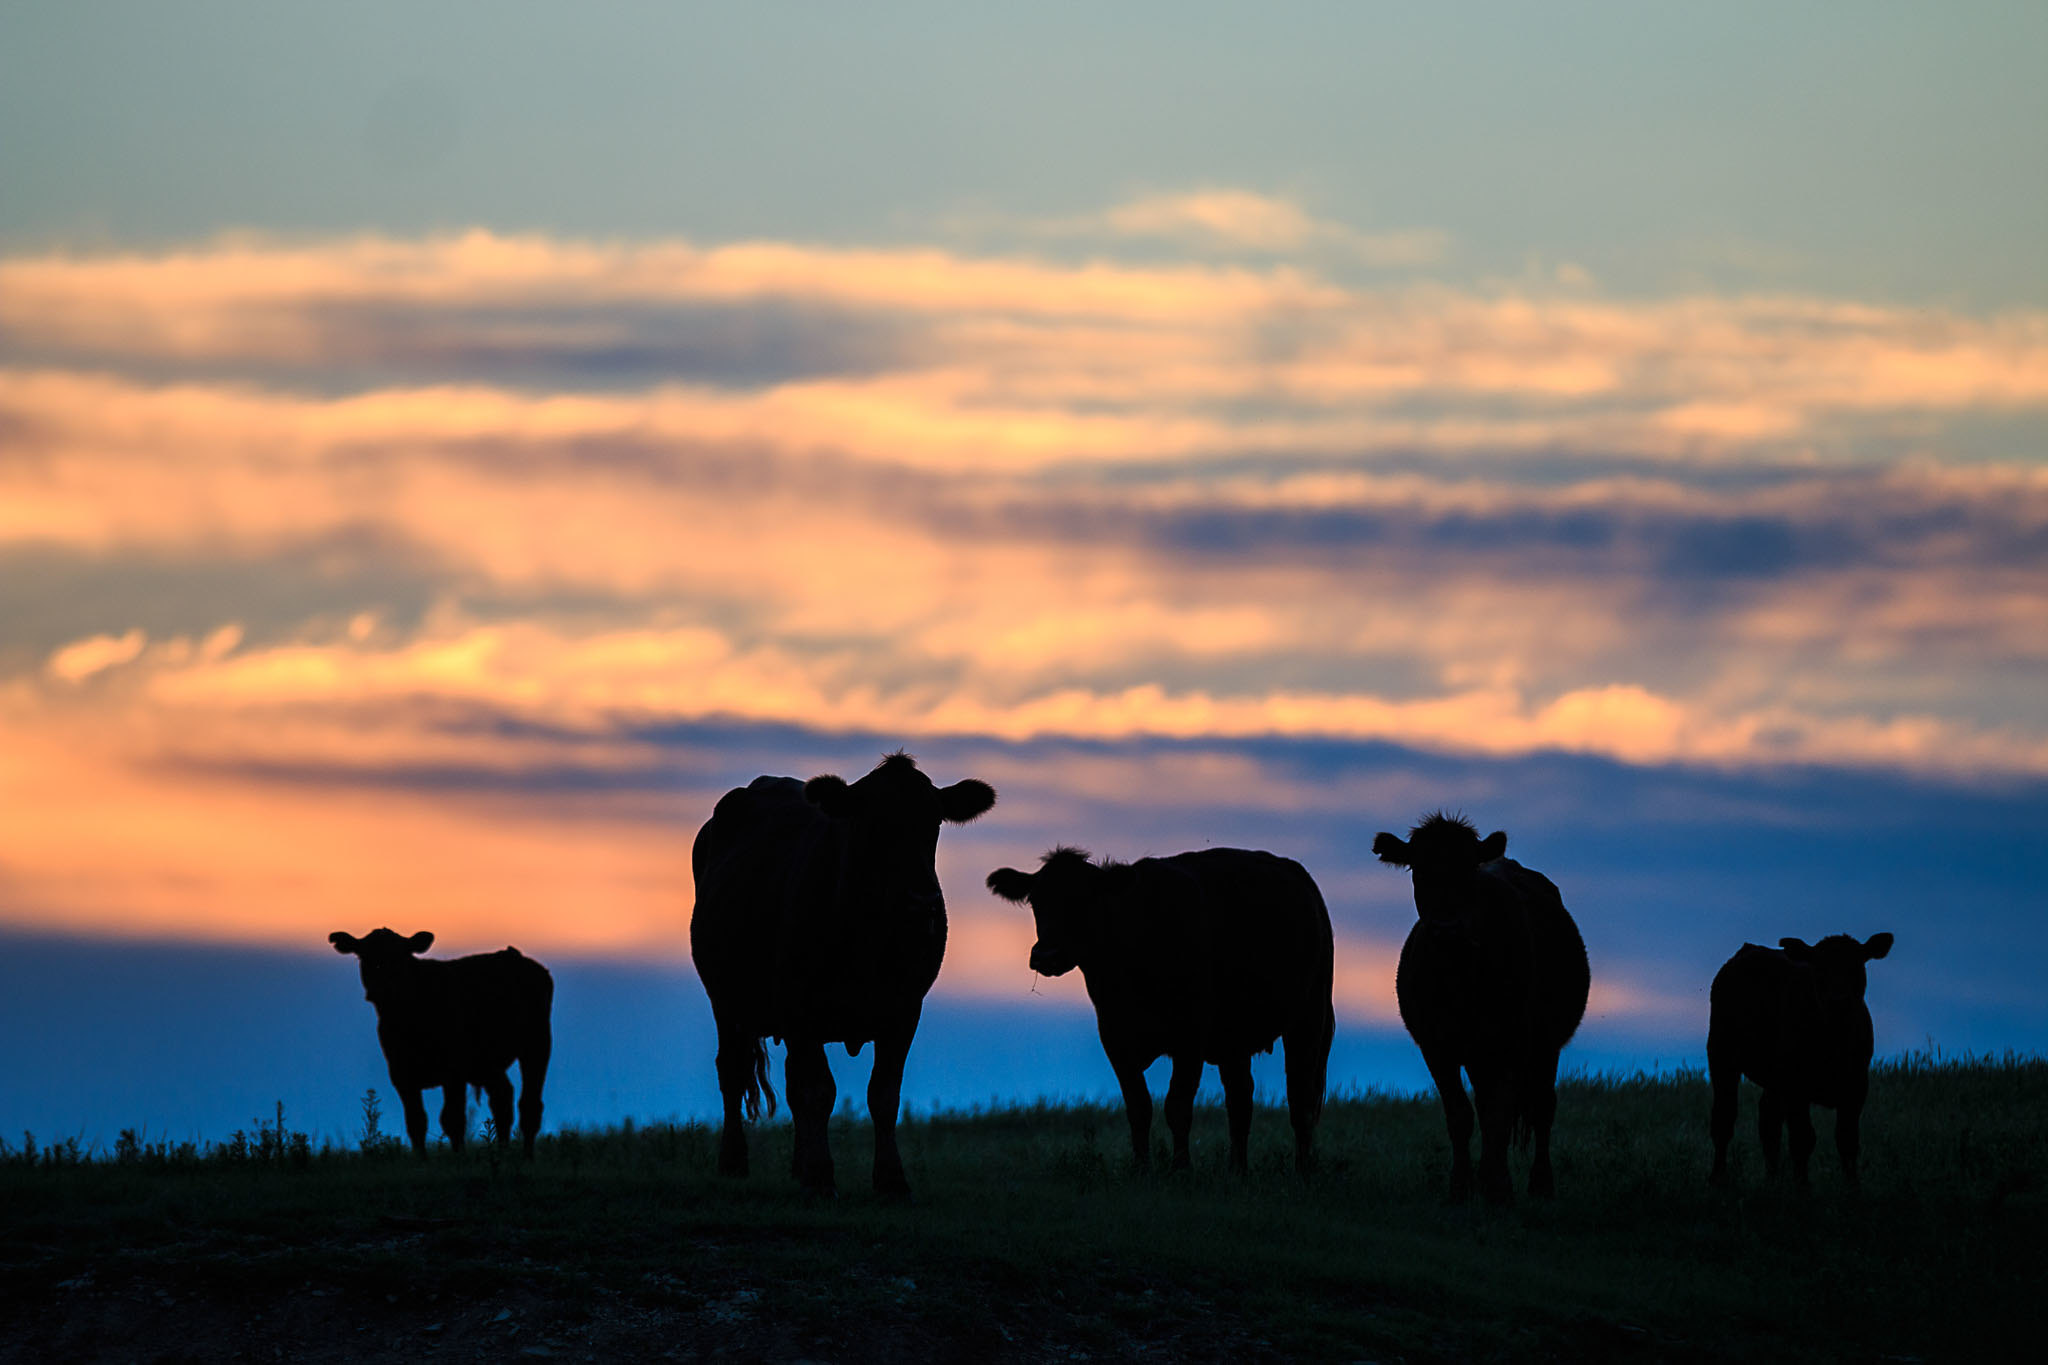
[4,211,2045,1068]
[46,628,146,682]
[6,607,2030,781]
[5,233,2044,450]
[3,355,2046,781]
[1097,190,1448,266]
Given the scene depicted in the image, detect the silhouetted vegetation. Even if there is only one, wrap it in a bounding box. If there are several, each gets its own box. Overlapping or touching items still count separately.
[3,1054,2041,1362]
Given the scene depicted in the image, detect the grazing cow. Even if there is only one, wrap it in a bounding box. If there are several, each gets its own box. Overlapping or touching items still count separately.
[985,846,1336,1175]
[328,928,554,1156]
[1373,812,1589,1204]
[691,752,996,1197]
[1707,932,1894,1187]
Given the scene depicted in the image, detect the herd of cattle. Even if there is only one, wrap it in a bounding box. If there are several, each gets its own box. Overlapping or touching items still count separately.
[330,752,1895,1203]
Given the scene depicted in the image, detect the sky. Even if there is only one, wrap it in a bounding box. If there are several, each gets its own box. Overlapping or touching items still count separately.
[2,3,2045,1147]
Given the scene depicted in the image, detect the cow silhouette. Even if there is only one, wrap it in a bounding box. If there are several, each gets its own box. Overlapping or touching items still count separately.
[1707,932,1894,1187]
[691,752,996,1197]
[987,846,1335,1175]
[1373,812,1589,1203]
[328,928,553,1156]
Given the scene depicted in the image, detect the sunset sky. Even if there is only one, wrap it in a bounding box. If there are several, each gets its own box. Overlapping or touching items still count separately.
[3,4,2044,1144]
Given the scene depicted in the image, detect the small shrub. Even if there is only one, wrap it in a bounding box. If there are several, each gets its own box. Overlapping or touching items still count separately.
[359,1088,385,1153]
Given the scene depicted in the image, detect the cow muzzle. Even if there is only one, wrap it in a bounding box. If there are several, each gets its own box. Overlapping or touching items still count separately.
[1028,942,1077,977]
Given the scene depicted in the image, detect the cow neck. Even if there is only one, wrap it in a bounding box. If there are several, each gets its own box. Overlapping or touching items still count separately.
[840,820,944,925]
[1410,867,1481,926]
[1065,889,1126,976]
[368,958,438,1016]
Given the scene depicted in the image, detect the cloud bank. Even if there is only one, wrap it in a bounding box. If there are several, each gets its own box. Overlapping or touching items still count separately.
[3,201,2045,1045]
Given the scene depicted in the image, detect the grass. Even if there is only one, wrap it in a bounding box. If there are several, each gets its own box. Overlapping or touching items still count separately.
[2,1053,2043,1362]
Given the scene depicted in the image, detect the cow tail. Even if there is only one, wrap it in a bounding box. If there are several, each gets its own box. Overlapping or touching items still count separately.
[1512,1110,1534,1152]
[743,1036,778,1122]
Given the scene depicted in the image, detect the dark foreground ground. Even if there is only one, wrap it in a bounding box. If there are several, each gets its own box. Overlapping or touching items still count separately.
[3,1055,2042,1364]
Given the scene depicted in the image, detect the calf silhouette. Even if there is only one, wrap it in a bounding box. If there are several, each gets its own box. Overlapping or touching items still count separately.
[987,846,1335,1175]
[329,928,553,1156]
[692,752,996,1198]
[1708,932,1894,1187]
[1373,812,1589,1204]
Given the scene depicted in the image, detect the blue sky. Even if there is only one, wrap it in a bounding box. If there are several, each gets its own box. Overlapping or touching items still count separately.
[1,3,2043,1143]
[5,4,2043,303]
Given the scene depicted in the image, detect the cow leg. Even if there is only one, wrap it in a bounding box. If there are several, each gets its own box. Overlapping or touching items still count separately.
[1163,1054,1201,1172]
[710,1007,756,1178]
[1106,1047,1155,1169]
[1525,1051,1561,1199]
[1707,1052,1739,1185]
[517,1041,550,1158]
[1282,1005,1333,1177]
[785,1040,836,1196]
[1757,1088,1784,1178]
[1787,1099,1817,1187]
[398,1086,430,1157]
[439,1085,468,1152]
[1470,1063,1516,1207]
[1835,1100,1863,1186]
[483,1071,515,1150]
[867,1008,920,1200]
[1219,1054,1254,1175]
[1420,1046,1474,1202]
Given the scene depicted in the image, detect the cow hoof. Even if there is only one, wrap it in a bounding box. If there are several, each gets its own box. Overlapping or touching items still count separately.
[873,1182,914,1205]
[1528,1171,1555,1199]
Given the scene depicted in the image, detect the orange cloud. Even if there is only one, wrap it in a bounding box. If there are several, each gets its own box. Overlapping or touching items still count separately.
[0,701,702,959]
[4,231,2044,460]
[46,629,147,682]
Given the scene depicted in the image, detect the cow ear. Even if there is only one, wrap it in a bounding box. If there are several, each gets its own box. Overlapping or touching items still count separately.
[329,932,360,956]
[1480,831,1508,861]
[1864,932,1894,961]
[1371,832,1411,866]
[1778,937,1813,959]
[985,867,1033,902]
[406,931,434,955]
[804,774,857,817]
[940,779,996,824]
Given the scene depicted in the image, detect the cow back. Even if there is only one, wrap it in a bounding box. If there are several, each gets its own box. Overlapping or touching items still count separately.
[1087,849,1333,1063]
[1484,857,1590,1051]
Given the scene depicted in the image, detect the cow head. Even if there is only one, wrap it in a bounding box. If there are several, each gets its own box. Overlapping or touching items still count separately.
[801,752,995,906]
[1779,932,1893,1007]
[330,927,435,1008]
[1372,811,1507,918]
[986,846,1112,977]
[804,752,995,827]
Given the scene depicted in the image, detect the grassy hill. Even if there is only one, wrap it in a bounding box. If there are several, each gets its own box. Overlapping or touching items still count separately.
[3,1053,2042,1363]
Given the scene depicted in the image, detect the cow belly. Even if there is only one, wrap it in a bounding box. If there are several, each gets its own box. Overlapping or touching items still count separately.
[768,917,942,1044]
[383,1038,518,1090]
[1201,1028,1284,1064]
